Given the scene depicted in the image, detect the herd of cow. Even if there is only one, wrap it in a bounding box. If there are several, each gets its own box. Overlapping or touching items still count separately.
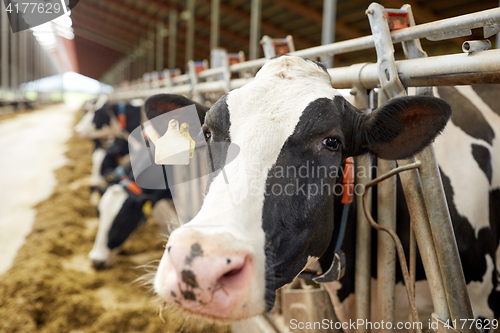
[75,56,499,329]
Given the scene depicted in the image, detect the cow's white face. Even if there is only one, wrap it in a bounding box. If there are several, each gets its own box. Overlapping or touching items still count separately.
[75,108,97,139]
[75,94,113,139]
[89,184,128,268]
[153,56,452,321]
[89,148,107,190]
[155,56,340,319]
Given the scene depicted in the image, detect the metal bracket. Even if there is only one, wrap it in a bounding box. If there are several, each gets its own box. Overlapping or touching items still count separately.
[187,60,201,103]
[385,9,409,31]
[431,313,462,333]
[313,250,346,283]
[260,35,295,59]
[221,49,232,93]
[163,69,173,91]
[400,4,432,97]
[366,3,406,99]
[151,71,160,89]
[462,40,491,54]
[484,24,500,38]
[427,29,472,41]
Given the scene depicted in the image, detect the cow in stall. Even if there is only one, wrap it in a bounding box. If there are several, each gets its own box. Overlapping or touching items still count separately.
[76,96,126,187]
[148,56,499,324]
[88,177,174,269]
[314,84,500,328]
[75,95,143,203]
[88,95,210,269]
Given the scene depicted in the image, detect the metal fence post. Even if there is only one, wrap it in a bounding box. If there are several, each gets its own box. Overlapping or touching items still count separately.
[398,4,450,324]
[148,29,155,73]
[376,91,397,333]
[353,87,372,333]
[321,0,337,68]
[416,146,476,331]
[185,0,195,63]
[20,31,26,85]
[10,13,17,91]
[1,5,8,91]
[168,10,177,70]
[210,0,220,51]
[367,3,478,333]
[156,21,164,72]
[249,0,262,60]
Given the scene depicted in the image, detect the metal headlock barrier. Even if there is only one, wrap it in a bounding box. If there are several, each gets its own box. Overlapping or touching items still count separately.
[109,3,500,333]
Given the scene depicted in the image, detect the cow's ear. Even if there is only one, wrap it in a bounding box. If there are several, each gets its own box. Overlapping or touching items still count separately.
[348,96,451,160]
[144,94,209,124]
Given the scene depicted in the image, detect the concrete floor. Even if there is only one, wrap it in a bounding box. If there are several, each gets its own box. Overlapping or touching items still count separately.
[0,104,77,274]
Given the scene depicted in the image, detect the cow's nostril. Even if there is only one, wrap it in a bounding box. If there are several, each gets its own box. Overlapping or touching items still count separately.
[218,257,247,284]
[222,266,243,278]
[167,246,172,253]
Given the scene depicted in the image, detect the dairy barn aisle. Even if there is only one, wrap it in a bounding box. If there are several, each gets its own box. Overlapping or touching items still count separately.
[0,105,76,274]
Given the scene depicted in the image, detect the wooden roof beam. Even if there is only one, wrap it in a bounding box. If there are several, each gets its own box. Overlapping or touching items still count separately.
[73,27,132,54]
[196,0,315,49]
[75,2,149,34]
[73,6,209,55]
[271,0,362,41]
[72,22,136,50]
[122,0,250,49]
[205,0,309,43]
[71,12,143,43]
[75,1,211,67]
[84,0,219,53]
[88,0,156,28]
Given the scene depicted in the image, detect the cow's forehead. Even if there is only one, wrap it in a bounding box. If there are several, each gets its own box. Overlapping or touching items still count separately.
[198,57,345,229]
[224,57,340,149]
[255,56,332,81]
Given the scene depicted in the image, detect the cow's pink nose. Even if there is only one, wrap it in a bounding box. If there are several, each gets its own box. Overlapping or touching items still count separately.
[157,242,255,319]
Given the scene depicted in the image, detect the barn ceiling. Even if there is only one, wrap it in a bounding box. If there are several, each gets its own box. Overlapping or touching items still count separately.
[69,0,499,81]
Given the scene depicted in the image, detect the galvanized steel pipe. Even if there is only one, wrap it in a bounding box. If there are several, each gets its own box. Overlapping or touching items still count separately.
[417,145,476,332]
[397,158,450,321]
[328,49,500,89]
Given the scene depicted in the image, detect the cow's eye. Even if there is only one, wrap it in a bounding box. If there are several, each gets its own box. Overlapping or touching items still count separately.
[204,131,212,141]
[322,137,341,151]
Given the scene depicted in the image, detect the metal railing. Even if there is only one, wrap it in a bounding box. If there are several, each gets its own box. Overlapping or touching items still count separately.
[109,7,500,103]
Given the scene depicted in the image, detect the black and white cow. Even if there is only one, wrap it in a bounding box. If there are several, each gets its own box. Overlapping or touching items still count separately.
[154,56,500,320]
[88,95,210,268]
[151,56,500,323]
[431,85,500,318]
[76,97,143,200]
[88,180,174,269]
[75,96,144,140]
[322,84,500,326]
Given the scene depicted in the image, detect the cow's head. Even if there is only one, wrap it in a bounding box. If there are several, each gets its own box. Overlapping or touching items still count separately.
[91,184,148,269]
[89,95,208,269]
[76,94,114,139]
[153,56,451,320]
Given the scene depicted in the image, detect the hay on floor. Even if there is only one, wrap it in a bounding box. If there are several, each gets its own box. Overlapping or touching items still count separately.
[0,116,229,333]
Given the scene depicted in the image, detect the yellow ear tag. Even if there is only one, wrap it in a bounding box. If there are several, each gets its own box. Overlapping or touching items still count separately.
[155,119,190,165]
[180,123,196,159]
[142,200,152,216]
